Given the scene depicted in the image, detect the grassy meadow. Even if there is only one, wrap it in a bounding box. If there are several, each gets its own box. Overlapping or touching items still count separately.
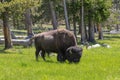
[0,34,120,80]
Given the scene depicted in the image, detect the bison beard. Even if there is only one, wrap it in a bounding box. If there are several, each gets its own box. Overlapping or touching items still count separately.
[31,29,77,62]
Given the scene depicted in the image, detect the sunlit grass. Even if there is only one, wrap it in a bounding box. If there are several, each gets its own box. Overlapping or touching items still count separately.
[0,34,120,80]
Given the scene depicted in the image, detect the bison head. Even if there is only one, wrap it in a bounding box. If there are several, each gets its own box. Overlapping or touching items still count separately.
[66,46,83,63]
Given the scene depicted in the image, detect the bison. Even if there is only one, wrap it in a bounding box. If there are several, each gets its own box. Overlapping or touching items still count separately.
[66,46,83,63]
[31,29,79,62]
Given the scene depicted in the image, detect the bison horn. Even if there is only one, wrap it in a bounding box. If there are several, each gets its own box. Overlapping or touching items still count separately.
[69,49,72,55]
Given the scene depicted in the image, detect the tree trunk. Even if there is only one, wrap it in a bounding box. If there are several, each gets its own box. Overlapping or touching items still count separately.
[63,0,70,30]
[72,0,77,39]
[116,24,119,31]
[11,31,16,39]
[94,24,97,33]
[49,0,58,29]
[80,0,86,44]
[78,22,81,34]
[16,17,19,29]
[12,15,16,29]
[88,11,95,42]
[24,9,34,37]
[97,23,103,40]
[85,24,88,41]
[73,15,77,39]
[88,22,95,42]
[116,0,119,31]
[2,11,13,49]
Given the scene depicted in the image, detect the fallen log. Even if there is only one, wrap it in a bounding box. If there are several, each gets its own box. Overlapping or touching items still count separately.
[0,36,27,39]
[0,39,32,47]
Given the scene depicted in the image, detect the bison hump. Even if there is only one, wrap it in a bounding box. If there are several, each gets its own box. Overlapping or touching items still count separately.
[44,35,54,40]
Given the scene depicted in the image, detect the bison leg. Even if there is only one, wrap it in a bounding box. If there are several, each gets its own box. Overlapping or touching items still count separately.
[41,50,46,61]
[35,49,41,61]
[47,52,50,57]
[57,53,66,62]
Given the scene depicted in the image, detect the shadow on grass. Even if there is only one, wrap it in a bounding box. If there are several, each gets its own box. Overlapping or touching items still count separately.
[103,35,120,40]
[0,49,5,53]
[77,34,120,45]
[35,59,60,64]
[0,50,11,54]
[36,59,80,64]
[0,48,17,54]
[45,60,59,64]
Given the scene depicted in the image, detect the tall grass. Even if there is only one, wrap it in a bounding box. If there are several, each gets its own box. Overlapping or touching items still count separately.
[0,34,120,80]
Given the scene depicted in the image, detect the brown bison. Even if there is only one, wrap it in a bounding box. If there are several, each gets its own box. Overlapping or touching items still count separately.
[31,29,78,62]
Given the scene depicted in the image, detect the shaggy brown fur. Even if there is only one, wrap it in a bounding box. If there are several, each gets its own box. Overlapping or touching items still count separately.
[31,29,77,62]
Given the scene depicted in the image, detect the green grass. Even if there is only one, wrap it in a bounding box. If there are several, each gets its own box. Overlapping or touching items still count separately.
[0,34,120,80]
